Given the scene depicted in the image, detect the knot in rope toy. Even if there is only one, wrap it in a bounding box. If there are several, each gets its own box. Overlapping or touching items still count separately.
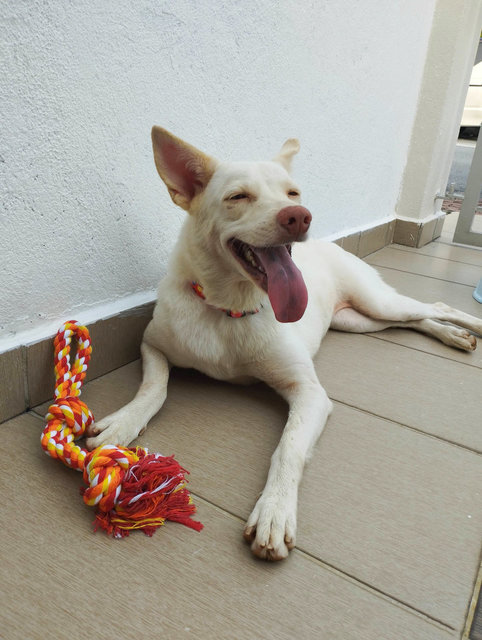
[41,320,202,538]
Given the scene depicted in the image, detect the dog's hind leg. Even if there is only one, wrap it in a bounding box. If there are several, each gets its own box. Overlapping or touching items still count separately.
[334,254,481,349]
[86,340,170,449]
[331,307,477,351]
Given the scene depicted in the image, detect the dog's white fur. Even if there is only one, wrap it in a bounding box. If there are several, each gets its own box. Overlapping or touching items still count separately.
[87,127,482,561]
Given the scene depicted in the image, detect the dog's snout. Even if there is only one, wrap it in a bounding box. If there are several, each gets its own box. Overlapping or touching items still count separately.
[277,206,312,239]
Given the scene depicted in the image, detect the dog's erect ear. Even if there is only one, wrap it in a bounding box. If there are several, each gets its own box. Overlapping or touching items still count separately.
[273,138,300,172]
[151,126,218,211]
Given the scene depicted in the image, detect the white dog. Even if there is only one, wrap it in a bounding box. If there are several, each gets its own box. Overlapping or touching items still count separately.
[87,127,482,560]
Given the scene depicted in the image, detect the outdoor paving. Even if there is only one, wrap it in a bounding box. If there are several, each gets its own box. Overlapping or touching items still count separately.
[1,233,481,639]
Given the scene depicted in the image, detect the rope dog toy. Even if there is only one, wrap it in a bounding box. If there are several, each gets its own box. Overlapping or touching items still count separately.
[41,320,203,538]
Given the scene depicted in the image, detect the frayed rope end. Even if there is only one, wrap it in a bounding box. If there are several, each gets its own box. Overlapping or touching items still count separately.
[81,448,203,538]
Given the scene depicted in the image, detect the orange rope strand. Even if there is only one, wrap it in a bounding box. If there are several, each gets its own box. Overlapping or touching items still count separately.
[41,320,203,537]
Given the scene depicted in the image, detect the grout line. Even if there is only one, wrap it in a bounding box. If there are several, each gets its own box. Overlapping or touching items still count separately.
[189,492,246,522]
[21,346,29,410]
[463,548,482,639]
[390,244,482,267]
[368,263,476,288]
[433,235,482,251]
[28,409,45,422]
[330,398,482,456]
[190,493,455,633]
[0,409,30,426]
[363,332,482,370]
[391,241,482,257]
[295,547,457,633]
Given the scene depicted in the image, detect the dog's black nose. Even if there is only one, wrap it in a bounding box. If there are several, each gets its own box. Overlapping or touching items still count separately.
[277,206,312,239]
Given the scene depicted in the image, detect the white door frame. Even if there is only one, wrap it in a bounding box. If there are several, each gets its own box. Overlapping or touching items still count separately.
[453,126,482,246]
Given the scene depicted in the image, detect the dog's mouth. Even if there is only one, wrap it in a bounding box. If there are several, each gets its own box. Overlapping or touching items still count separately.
[228,238,308,323]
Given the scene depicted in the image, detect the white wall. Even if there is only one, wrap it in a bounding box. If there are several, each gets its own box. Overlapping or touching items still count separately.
[1,0,436,349]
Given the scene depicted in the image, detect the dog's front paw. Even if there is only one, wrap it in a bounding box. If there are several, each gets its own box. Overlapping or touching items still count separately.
[85,409,145,450]
[243,492,297,561]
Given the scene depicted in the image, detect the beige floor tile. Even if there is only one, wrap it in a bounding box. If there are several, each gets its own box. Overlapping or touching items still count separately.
[366,247,482,287]
[299,402,482,632]
[391,242,482,268]
[34,361,482,631]
[316,332,482,450]
[0,414,455,640]
[374,264,482,317]
[366,327,482,369]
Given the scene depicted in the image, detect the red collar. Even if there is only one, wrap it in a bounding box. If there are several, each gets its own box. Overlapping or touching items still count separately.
[191,282,260,318]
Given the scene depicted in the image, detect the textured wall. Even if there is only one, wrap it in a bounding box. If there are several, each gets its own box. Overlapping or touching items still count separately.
[1,0,435,347]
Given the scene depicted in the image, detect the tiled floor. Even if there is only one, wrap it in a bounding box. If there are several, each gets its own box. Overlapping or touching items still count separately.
[1,233,482,639]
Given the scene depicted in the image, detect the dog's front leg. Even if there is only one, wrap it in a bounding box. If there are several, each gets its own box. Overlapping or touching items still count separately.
[86,340,170,449]
[244,358,333,561]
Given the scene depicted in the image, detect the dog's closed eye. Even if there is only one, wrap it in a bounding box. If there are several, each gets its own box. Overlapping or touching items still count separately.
[229,193,249,201]
[288,190,300,197]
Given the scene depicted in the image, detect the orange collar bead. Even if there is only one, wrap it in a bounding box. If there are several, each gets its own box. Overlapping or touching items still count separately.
[191,281,260,318]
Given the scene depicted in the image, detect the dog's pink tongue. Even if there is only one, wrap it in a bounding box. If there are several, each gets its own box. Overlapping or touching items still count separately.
[255,246,308,323]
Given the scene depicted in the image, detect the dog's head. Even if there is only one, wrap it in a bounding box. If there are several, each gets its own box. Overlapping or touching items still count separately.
[151,126,312,322]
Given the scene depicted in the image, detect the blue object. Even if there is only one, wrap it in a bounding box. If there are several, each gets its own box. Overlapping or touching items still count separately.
[474,277,482,303]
